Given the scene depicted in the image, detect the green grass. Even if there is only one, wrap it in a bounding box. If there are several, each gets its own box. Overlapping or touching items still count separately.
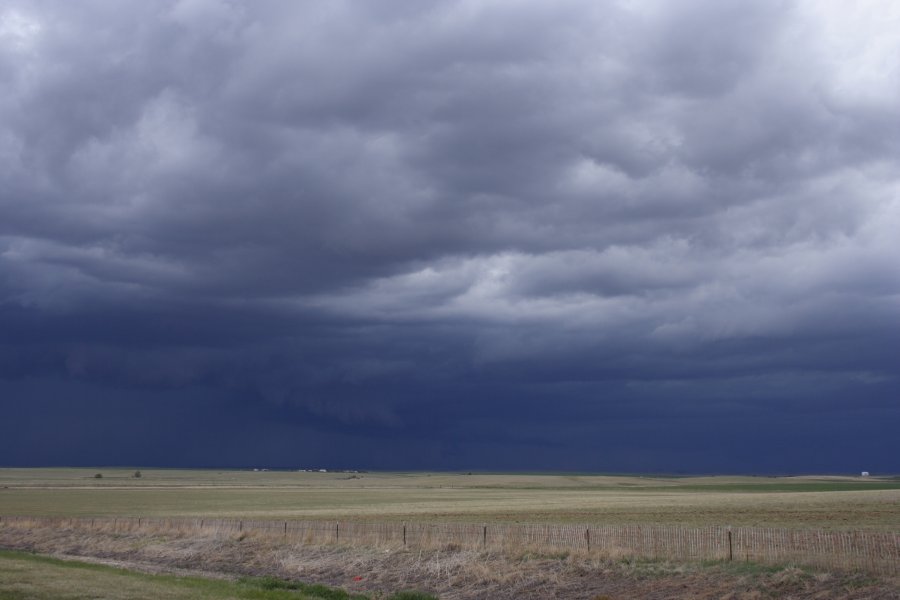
[0,550,436,600]
[239,578,436,600]
[240,577,366,600]
[700,558,802,576]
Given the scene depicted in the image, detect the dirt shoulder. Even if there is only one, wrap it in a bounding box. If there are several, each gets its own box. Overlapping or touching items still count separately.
[1,523,897,599]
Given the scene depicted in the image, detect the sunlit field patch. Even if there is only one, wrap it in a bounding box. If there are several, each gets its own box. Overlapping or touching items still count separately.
[1,469,897,531]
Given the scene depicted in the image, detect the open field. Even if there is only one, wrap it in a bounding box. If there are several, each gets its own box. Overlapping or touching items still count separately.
[1,526,896,599]
[5,515,897,574]
[1,469,898,531]
[0,549,433,600]
[2,470,898,597]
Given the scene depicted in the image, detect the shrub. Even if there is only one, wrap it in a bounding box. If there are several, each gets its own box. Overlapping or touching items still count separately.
[93,473,102,479]
[133,471,142,478]
[241,576,367,599]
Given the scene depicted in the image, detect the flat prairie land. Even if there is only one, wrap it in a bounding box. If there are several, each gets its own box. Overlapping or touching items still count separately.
[0,527,896,600]
[1,468,898,531]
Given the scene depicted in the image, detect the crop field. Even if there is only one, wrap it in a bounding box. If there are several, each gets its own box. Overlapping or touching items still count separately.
[1,468,898,531]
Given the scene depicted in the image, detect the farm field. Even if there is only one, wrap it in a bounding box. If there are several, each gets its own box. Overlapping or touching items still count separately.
[1,468,898,531]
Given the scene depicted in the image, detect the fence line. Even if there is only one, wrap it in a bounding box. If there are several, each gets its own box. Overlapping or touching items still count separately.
[1,515,896,575]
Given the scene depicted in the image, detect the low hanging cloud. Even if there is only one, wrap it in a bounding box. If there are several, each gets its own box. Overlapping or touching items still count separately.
[1,0,898,470]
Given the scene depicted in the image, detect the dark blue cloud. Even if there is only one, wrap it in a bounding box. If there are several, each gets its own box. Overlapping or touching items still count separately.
[1,0,898,472]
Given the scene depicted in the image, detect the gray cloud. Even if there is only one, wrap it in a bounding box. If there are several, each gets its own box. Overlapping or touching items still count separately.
[1,0,898,470]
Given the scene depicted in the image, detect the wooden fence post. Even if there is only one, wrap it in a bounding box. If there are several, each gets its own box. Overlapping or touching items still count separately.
[239,520,243,532]
[403,524,407,547]
[727,529,733,561]
[335,522,339,543]
[483,525,487,548]
[586,527,591,552]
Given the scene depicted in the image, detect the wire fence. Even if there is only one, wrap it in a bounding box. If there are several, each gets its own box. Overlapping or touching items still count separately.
[1,515,896,575]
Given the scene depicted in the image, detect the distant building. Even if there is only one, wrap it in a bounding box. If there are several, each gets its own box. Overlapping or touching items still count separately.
[861,471,870,477]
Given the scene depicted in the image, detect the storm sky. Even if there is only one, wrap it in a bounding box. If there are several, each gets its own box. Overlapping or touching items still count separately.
[1,0,898,472]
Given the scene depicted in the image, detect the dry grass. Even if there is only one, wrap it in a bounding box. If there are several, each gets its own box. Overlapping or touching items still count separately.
[1,522,897,599]
[5,469,897,597]
[1,468,898,531]
[10,515,896,575]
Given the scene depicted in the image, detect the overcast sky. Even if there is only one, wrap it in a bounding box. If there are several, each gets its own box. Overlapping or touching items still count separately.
[1,0,898,472]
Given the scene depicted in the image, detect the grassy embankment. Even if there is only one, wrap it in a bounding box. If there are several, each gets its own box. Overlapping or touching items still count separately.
[0,549,434,600]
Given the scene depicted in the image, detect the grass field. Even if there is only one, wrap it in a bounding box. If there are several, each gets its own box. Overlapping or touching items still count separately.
[0,529,895,599]
[0,549,435,600]
[1,468,898,531]
[0,548,334,600]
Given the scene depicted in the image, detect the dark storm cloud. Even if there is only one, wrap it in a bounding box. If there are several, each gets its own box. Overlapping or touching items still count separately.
[1,0,898,471]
